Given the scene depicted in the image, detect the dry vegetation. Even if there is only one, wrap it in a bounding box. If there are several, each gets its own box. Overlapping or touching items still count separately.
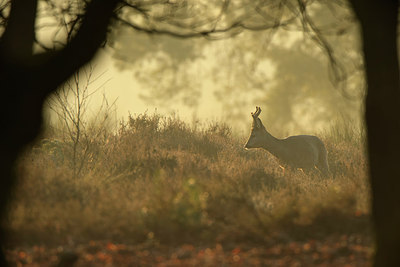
[4,113,372,266]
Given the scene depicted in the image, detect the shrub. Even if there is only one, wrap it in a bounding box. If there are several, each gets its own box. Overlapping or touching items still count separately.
[7,113,371,246]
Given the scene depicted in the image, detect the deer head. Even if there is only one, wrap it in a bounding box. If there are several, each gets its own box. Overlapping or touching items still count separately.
[244,106,266,149]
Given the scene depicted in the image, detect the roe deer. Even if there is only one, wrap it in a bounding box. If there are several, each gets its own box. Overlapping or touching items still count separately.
[244,107,330,176]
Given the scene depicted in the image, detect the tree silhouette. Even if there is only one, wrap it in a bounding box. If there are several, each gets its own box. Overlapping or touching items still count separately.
[349,0,400,266]
[0,0,119,265]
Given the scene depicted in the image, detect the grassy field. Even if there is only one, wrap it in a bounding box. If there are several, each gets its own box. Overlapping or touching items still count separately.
[4,113,372,266]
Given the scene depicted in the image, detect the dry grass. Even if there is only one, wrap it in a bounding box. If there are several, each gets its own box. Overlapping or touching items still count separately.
[5,113,371,248]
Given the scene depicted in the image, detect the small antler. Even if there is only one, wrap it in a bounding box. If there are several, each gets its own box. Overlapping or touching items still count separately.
[251,106,262,128]
[251,106,261,118]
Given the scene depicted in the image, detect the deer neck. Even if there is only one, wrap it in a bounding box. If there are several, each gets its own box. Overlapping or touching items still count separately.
[260,130,286,157]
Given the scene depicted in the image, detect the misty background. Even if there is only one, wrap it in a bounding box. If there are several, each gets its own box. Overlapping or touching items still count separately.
[40,1,364,136]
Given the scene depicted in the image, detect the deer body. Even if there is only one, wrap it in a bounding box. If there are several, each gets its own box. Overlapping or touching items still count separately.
[244,107,329,175]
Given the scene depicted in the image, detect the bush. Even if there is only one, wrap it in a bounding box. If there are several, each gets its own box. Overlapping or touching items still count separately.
[6,113,371,247]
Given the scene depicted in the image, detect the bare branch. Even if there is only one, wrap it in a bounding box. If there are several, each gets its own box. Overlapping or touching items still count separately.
[35,0,120,96]
[294,0,350,95]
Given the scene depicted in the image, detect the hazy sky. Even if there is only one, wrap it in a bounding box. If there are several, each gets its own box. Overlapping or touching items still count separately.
[54,46,225,123]
[37,3,230,133]
[41,7,362,136]
[81,46,255,134]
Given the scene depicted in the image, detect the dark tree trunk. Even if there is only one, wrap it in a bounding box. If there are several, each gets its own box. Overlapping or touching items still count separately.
[0,1,119,266]
[349,0,400,266]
